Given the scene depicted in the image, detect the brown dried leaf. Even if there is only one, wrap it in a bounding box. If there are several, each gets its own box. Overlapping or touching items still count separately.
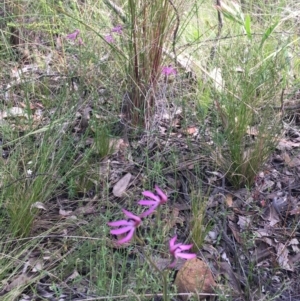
[288,238,300,253]
[246,126,258,136]
[59,209,73,216]
[30,202,47,211]
[185,127,198,135]
[66,270,80,282]
[283,152,300,167]
[276,243,293,271]
[289,207,300,215]
[109,138,127,154]
[228,221,242,244]
[254,229,274,247]
[277,139,300,151]
[251,244,274,264]
[237,215,252,230]
[74,203,96,215]
[4,274,32,291]
[262,204,280,226]
[225,194,233,207]
[29,259,43,272]
[273,197,289,215]
[112,173,132,197]
[151,257,171,271]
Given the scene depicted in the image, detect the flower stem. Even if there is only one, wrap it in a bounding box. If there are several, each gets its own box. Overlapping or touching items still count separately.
[134,234,170,301]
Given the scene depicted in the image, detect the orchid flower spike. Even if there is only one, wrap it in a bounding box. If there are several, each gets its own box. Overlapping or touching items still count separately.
[77,37,84,46]
[107,209,141,244]
[111,25,123,35]
[162,66,177,76]
[66,29,80,41]
[169,236,196,267]
[104,34,115,43]
[138,185,167,217]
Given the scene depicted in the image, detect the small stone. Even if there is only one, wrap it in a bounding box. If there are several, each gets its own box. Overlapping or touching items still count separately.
[175,258,216,300]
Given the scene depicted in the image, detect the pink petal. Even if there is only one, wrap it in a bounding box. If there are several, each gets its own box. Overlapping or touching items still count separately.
[175,253,197,260]
[122,209,141,222]
[169,235,177,250]
[142,191,160,203]
[77,37,84,46]
[66,29,80,40]
[169,236,189,253]
[170,243,183,253]
[177,244,193,251]
[162,66,177,76]
[139,206,157,218]
[155,186,167,203]
[104,34,115,43]
[110,225,132,235]
[117,228,135,244]
[169,260,177,268]
[107,220,131,227]
[111,25,123,34]
[138,200,157,206]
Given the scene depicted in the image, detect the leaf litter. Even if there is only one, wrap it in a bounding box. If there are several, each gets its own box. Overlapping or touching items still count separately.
[2,82,300,301]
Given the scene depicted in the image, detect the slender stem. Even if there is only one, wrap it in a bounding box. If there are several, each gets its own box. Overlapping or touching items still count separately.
[134,234,170,301]
[163,270,169,301]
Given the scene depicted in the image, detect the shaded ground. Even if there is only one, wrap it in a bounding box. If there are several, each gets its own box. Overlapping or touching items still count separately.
[1,87,300,300]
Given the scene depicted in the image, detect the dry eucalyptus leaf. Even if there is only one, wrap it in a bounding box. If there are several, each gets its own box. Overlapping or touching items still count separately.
[290,207,300,215]
[74,203,96,215]
[66,270,80,282]
[113,173,132,197]
[276,243,293,271]
[237,215,252,230]
[5,274,32,291]
[288,238,300,253]
[262,204,280,226]
[31,260,43,272]
[109,138,127,154]
[228,221,242,244]
[282,152,300,167]
[277,139,300,151]
[30,202,47,211]
[59,209,73,216]
[185,127,198,135]
[225,194,233,207]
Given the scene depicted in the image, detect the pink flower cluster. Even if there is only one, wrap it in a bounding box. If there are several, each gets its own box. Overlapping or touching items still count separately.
[65,29,84,46]
[105,25,123,44]
[107,185,196,266]
[169,236,196,267]
[107,209,141,244]
[162,66,177,76]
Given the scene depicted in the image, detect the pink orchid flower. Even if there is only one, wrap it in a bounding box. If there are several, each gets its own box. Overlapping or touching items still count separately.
[169,236,196,267]
[111,25,123,35]
[162,66,177,76]
[105,34,115,43]
[107,209,141,244]
[77,37,84,46]
[138,185,167,217]
[66,29,80,41]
